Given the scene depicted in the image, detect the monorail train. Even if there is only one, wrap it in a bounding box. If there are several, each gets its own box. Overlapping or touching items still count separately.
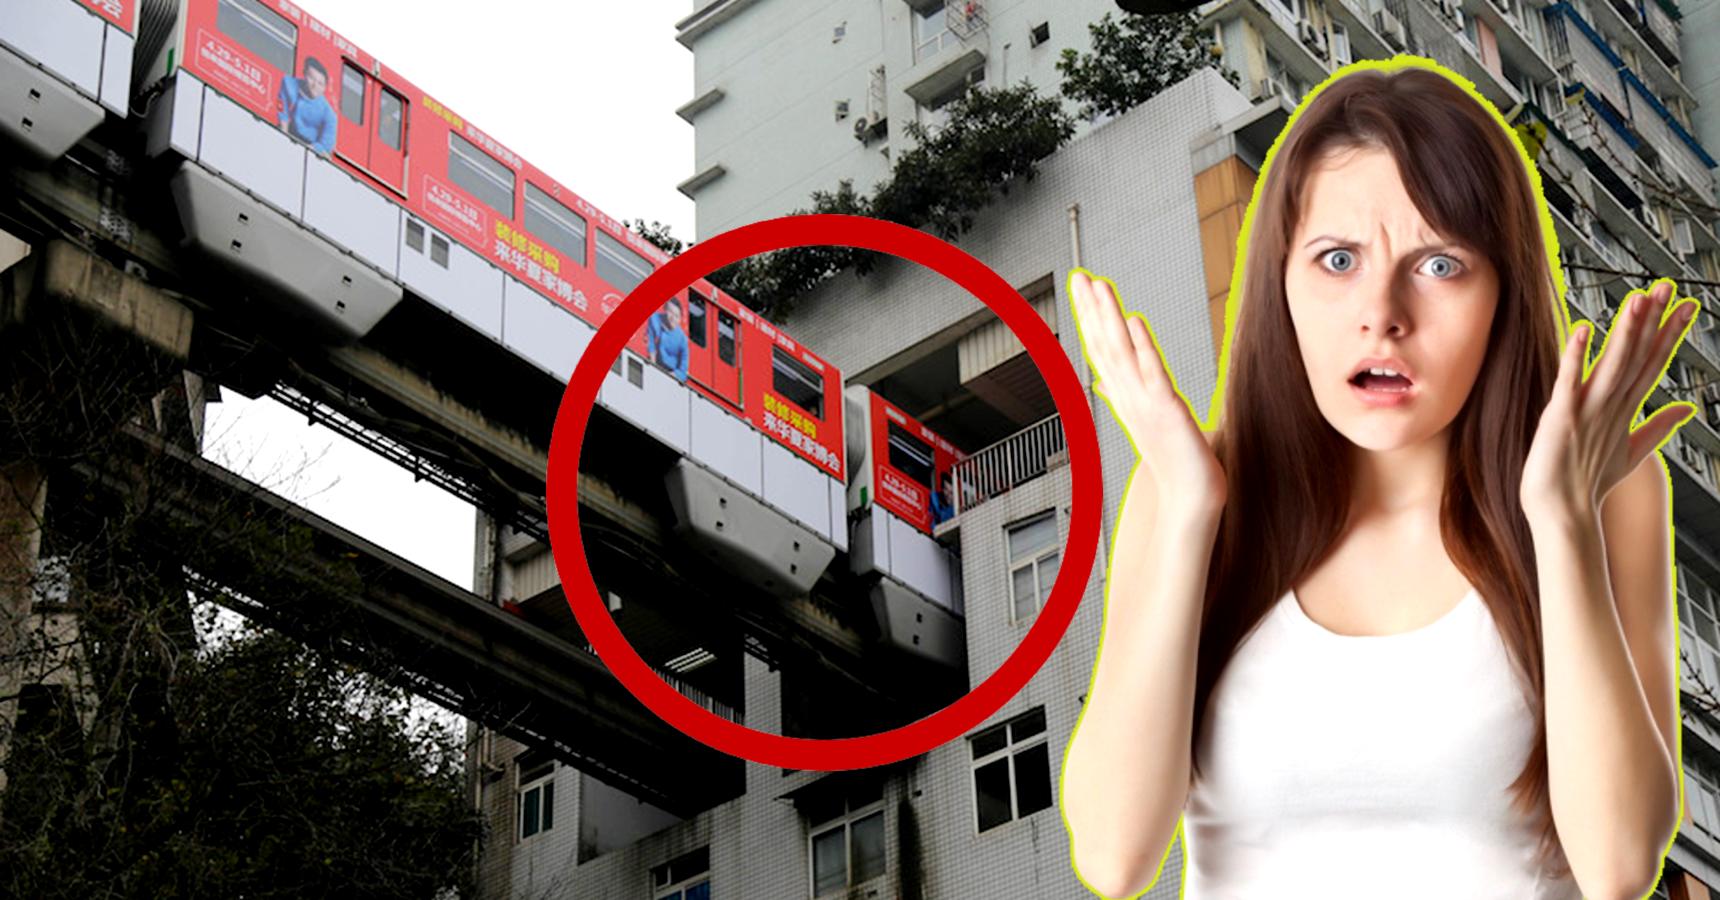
[1,0,970,666]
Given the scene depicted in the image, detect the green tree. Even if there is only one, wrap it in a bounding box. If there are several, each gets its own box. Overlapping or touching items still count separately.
[676,82,1075,321]
[1056,11,1239,121]
[625,219,685,257]
[0,303,485,898]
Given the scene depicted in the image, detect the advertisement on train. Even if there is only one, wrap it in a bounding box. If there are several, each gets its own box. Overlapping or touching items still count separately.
[177,0,844,479]
[870,391,966,535]
[77,0,136,31]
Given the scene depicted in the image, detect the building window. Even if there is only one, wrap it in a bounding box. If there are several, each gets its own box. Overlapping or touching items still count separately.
[216,0,297,75]
[652,846,711,900]
[772,346,825,420]
[913,2,955,61]
[805,778,886,895]
[524,183,589,268]
[449,132,515,219]
[518,758,555,840]
[1007,512,1060,622]
[971,706,1053,832]
[596,229,653,296]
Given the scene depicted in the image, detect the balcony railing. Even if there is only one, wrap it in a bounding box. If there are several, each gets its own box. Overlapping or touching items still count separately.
[950,414,1065,516]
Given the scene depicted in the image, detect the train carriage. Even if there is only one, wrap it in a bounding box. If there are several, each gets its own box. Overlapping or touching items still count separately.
[5,0,975,668]
[0,0,137,160]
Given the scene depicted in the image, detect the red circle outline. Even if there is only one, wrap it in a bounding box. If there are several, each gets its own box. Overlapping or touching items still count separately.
[546,214,1101,771]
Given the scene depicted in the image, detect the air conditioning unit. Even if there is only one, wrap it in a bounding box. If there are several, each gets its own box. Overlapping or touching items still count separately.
[853,114,888,142]
[1637,203,1658,231]
[1256,76,1286,100]
[1299,20,1326,53]
[1437,0,1459,21]
[1374,9,1407,50]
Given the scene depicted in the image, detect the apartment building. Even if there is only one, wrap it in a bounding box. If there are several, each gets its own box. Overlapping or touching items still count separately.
[469,0,1720,896]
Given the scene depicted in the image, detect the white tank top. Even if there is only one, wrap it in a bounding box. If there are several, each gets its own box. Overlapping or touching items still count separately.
[1180,583,1582,899]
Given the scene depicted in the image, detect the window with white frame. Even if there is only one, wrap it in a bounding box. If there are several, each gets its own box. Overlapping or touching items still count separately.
[913,1,955,61]
[804,777,885,896]
[518,758,555,840]
[970,707,1052,832]
[1007,512,1060,622]
[1330,22,1351,65]
[651,846,711,900]
[1678,565,1720,699]
[1687,757,1720,841]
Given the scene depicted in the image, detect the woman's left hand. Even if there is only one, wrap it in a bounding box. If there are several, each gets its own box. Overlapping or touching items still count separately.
[1521,280,1701,525]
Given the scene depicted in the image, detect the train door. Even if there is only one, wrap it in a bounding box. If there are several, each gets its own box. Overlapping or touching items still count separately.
[713,308,742,409]
[333,59,407,194]
[686,289,713,388]
[368,83,407,190]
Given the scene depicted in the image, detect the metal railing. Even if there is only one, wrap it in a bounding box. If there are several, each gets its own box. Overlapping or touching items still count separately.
[949,414,1065,516]
[579,639,744,724]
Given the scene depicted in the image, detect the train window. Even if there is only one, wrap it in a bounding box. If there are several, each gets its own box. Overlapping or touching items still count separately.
[430,233,450,268]
[627,354,644,388]
[339,62,364,123]
[595,230,652,296]
[448,132,515,218]
[406,218,425,252]
[887,421,936,489]
[772,346,824,420]
[717,311,737,365]
[216,0,297,76]
[378,88,405,150]
[686,290,709,348]
[524,184,588,268]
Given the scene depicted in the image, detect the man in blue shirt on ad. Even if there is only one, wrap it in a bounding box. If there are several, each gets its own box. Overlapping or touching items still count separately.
[277,56,337,157]
[645,300,689,384]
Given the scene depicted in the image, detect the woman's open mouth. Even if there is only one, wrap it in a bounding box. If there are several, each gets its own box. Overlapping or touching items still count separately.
[1348,368,1415,407]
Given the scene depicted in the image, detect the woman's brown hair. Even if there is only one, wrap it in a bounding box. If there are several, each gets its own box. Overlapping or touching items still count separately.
[1194,61,1570,878]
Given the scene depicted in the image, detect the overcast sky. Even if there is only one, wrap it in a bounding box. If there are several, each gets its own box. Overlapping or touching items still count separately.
[201,1,695,590]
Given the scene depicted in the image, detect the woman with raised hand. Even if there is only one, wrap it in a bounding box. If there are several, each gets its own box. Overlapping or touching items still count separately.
[1060,59,1692,900]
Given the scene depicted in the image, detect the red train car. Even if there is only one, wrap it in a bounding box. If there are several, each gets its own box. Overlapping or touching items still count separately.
[865,392,968,536]
[134,0,846,493]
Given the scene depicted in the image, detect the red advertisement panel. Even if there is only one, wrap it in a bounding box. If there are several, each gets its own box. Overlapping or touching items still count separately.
[176,0,846,479]
[870,392,966,534]
[77,0,136,32]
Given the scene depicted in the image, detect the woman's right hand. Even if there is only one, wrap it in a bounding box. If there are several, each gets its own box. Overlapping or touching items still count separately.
[1069,270,1227,523]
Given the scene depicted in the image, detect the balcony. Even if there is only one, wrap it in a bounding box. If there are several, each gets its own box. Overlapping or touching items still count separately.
[1461,0,1557,83]
[1588,0,1686,104]
[947,414,1065,519]
[1199,0,1329,95]
[905,0,988,105]
[1328,0,1405,59]
[1401,0,1522,110]
[1620,70,1718,208]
